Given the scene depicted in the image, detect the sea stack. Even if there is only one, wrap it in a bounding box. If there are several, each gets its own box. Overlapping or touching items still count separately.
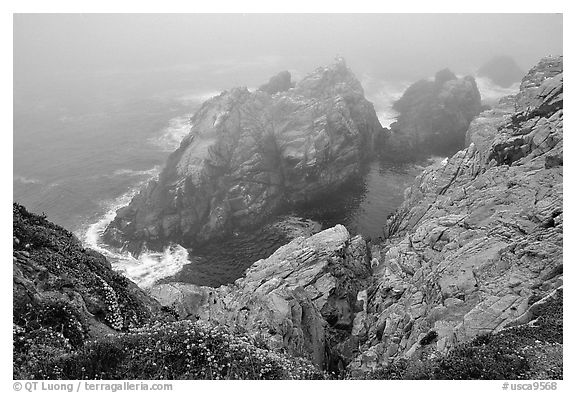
[103,58,384,254]
[478,55,525,88]
[384,69,482,159]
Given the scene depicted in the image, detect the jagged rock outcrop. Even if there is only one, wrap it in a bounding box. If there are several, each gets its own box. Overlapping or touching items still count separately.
[478,55,525,88]
[348,56,562,374]
[104,58,383,254]
[384,69,482,159]
[150,225,372,370]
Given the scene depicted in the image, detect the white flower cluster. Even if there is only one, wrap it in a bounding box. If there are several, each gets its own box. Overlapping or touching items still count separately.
[120,319,322,379]
[99,277,123,330]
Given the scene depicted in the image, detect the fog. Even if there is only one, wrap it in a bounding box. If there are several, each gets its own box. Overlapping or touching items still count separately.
[15,13,562,92]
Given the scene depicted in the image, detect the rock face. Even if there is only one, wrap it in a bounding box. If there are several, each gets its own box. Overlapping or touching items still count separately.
[384,69,482,159]
[478,55,525,88]
[104,58,383,254]
[348,56,562,374]
[143,56,561,377]
[150,225,373,370]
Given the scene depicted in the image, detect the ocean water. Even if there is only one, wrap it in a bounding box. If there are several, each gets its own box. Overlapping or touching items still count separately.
[13,64,517,288]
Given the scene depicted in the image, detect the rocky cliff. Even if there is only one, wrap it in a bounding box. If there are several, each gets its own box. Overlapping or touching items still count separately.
[384,69,482,159]
[150,225,372,372]
[148,56,563,378]
[349,55,562,373]
[13,203,323,380]
[104,58,383,254]
[13,56,562,380]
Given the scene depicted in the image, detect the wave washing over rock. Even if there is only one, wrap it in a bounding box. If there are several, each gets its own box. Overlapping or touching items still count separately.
[148,114,196,152]
[103,58,384,255]
[82,185,192,289]
[147,56,562,377]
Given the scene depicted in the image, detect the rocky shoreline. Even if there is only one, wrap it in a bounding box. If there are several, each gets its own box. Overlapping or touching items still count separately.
[13,56,562,379]
[147,55,563,375]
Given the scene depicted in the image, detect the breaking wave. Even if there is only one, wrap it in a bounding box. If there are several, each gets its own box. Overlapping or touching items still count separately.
[361,75,411,128]
[474,76,521,105]
[148,114,194,152]
[81,176,190,289]
[14,175,41,184]
[111,166,162,178]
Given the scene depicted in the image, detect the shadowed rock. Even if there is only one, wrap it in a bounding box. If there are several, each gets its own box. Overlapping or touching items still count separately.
[259,70,293,95]
[384,69,482,159]
[478,55,525,88]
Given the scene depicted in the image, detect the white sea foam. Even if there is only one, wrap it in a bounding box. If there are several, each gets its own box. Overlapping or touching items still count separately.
[148,114,194,152]
[365,74,520,128]
[14,175,41,184]
[474,76,520,106]
[177,91,221,105]
[81,176,190,289]
[361,75,411,128]
[112,166,161,177]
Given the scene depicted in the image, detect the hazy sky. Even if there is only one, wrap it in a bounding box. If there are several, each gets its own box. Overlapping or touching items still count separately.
[15,14,562,81]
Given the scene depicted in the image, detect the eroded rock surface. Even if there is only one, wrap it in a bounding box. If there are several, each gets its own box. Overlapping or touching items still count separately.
[104,59,383,254]
[150,225,372,369]
[348,56,562,374]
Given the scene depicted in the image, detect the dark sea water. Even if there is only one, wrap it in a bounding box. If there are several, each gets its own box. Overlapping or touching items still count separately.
[164,158,436,288]
[14,63,513,288]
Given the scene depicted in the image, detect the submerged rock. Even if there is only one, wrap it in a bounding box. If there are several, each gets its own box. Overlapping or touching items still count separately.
[384,69,482,159]
[104,58,383,254]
